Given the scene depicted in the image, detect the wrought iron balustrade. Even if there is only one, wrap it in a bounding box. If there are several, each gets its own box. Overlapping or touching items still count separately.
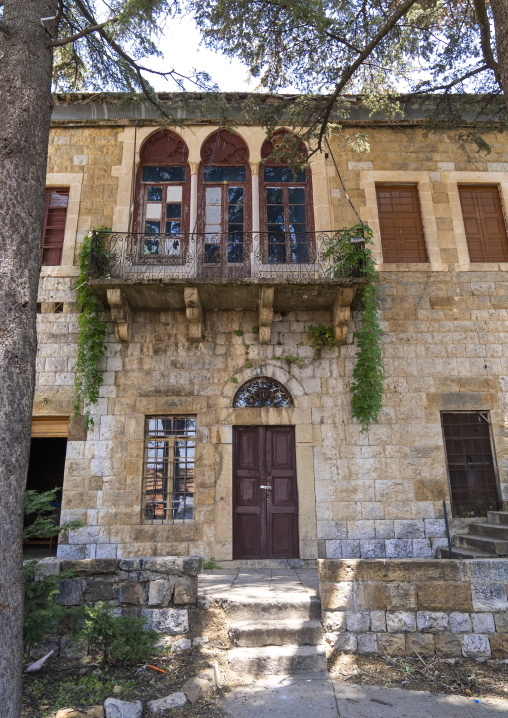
[86,230,365,282]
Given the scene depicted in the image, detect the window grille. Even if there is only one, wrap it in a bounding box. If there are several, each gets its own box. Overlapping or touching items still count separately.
[142,416,196,523]
[233,377,293,407]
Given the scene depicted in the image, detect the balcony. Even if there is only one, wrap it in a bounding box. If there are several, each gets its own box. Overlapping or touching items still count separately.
[86,231,366,343]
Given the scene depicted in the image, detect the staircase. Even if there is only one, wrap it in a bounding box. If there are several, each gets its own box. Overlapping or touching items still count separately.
[439,510,508,558]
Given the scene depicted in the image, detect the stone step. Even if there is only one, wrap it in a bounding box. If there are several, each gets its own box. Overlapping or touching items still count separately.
[469,522,508,540]
[228,644,327,674]
[216,559,316,569]
[487,511,508,526]
[229,619,323,647]
[438,546,497,559]
[453,533,508,556]
[224,595,322,621]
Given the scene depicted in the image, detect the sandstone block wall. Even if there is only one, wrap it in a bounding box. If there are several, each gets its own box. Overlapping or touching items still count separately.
[319,559,508,660]
[28,556,201,658]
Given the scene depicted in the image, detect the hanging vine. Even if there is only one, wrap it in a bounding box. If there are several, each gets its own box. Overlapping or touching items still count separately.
[72,230,109,430]
[324,224,384,431]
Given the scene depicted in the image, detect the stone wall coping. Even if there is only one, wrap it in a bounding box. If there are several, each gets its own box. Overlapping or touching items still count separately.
[26,555,203,577]
[318,558,508,583]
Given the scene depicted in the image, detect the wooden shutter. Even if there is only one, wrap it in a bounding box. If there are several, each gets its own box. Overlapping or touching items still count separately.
[376,185,428,263]
[458,185,508,262]
[42,187,69,266]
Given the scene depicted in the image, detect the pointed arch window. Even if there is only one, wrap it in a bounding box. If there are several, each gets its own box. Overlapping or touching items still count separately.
[260,131,315,264]
[198,129,251,277]
[133,130,190,259]
[233,377,294,408]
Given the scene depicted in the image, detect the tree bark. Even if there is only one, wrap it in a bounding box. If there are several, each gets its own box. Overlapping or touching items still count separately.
[0,2,57,716]
[491,0,508,101]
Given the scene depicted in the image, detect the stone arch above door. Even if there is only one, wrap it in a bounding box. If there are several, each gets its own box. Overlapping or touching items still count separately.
[233,376,294,408]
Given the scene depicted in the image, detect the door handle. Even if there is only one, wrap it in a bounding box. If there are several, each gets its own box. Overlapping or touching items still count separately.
[260,485,272,490]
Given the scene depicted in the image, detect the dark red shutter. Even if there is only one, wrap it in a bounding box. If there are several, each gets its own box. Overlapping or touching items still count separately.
[376,185,428,263]
[42,188,69,266]
[458,185,508,262]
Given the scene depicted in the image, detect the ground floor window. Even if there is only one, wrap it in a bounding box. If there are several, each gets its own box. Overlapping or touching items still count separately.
[142,416,196,523]
[441,411,501,517]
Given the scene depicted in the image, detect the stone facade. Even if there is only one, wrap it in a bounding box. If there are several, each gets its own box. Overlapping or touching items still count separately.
[319,559,508,659]
[34,96,508,561]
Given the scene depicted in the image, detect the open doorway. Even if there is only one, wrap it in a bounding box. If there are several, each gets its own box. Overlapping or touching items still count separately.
[24,417,68,557]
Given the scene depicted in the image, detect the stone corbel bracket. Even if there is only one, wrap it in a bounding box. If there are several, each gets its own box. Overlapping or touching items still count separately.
[184,287,203,342]
[333,287,354,344]
[259,287,274,345]
[107,288,132,342]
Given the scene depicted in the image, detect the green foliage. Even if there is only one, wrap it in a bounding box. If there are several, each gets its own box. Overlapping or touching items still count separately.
[231,376,238,383]
[23,488,83,542]
[252,326,259,333]
[202,557,221,569]
[281,354,305,369]
[324,224,384,431]
[80,602,158,666]
[26,674,135,711]
[244,362,253,369]
[73,231,109,430]
[307,324,335,359]
[233,329,244,336]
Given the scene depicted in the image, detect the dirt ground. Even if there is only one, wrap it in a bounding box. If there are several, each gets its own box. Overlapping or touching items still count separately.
[329,652,508,700]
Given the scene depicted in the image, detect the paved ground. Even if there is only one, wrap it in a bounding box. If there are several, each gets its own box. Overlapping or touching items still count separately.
[220,674,508,718]
[199,567,320,601]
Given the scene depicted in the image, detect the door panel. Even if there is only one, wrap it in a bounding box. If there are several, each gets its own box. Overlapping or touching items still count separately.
[233,426,299,559]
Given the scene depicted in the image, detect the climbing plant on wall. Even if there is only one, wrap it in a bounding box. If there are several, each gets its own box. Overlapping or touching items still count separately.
[324,224,384,431]
[73,231,109,430]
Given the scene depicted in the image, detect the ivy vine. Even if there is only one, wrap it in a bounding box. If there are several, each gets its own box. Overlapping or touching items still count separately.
[324,223,384,432]
[307,323,335,359]
[72,231,109,430]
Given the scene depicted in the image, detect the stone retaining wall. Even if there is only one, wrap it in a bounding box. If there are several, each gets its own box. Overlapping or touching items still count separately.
[318,559,508,660]
[29,556,202,657]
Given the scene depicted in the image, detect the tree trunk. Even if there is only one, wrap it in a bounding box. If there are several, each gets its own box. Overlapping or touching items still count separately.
[0,2,57,716]
[491,0,508,104]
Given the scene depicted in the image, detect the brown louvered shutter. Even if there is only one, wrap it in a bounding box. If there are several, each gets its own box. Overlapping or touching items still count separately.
[42,188,69,266]
[458,185,508,262]
[376,184,428,263]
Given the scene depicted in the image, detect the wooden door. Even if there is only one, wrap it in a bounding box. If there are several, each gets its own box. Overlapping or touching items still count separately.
[233,426,299,560]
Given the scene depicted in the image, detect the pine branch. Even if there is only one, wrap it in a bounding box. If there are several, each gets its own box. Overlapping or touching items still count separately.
[47,16,119,47]
[472,0,500,83]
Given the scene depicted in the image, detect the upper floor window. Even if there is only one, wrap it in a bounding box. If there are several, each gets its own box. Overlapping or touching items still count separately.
[199,130,251,276]
[134,130,190,259]
[42,187,69,266]
[260,131,314,264]
[458,184,508,262]
[376,184,428,263]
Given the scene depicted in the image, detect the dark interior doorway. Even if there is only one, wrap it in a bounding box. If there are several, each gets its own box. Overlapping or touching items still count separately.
[24,437,67,553]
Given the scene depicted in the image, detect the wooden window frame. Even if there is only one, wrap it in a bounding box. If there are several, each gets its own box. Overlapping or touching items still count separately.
[458,184,508,263]
[42,187,70,266]
[375,183,428,263]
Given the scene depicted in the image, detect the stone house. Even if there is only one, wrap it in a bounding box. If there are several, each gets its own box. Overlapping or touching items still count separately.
[29,92,508,563]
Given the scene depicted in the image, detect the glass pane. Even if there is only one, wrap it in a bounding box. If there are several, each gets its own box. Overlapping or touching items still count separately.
[166,185,183,201]
[228,205,244,223]
[205,204,221,223]
[145,221,160,235]
[205,224,221,235]
[205,244,221,263]
[289,204,306,223]
[166,203,181,219]
[165,235,181,255]
[228,186,244,204]
[288,187,306,204]
[145,203,162,219]
[264,167,306,183]
[143,237,160,255]
[267,206,285,223]
[204,166,247,183]
[228,238,244,263]
[49,191,69,208]
[206,187,221,204]
[142,166,185,182]
[147,186,163,201]
[266,187,283,204]
[165,221,181,235]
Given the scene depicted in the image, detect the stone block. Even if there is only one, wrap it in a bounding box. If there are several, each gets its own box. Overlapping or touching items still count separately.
[405,633,435,657]
[141,556,202,576]
[471,613,495,634]
[140,608,189,634]
[448,612,472,633]
[346,611,370,633]
[385,540,413,558]
[377,633,406,657]
[434,633,462,658]
[462,633,491,659]
[148,579,174,606]
[56,709,103,718]
[326,540,342,558]
[489,633,508,659]
[104,698,142,718]
[386,612,416,633]
[29,636,60,659]
[57,578,85,606]
[183,675,214,704]
[394,521,425,539]
[494,613,508,632]
[416,611,448,633]
[59,636,88,659]
[84,578,117,602]
[118,581,146,605]
[370,610,386,632]
[60,559,119,575]
[57,545,86,560]
[417,582,472,611]
[332,632,358,654]
[471,583,508,612]
[359,540,386,558]
[32,557,61,576]
[469,560,508,582]
[358,633,378,654]
[171,638,191,652]
[386,583,417,611]
[323,612,347,632]
[320,581,354,610]
[174,576,198,605]
[318,559,462,584]
[354,582,386,610]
